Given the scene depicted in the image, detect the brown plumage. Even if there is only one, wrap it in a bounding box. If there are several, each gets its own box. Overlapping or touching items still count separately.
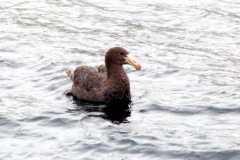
[66,47,141,104]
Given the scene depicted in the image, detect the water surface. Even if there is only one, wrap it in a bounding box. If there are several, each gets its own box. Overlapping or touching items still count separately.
[1,0,240,159]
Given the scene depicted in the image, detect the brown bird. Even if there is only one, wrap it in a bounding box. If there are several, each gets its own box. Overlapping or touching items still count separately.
[66,47,141,104]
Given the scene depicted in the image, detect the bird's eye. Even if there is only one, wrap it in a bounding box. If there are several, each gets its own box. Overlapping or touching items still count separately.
[119,52,124,55]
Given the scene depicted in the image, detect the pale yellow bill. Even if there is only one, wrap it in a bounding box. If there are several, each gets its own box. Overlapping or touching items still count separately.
[125,54,141,71]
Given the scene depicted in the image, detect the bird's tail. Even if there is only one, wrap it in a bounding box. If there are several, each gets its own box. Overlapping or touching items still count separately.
[66,69,75,81]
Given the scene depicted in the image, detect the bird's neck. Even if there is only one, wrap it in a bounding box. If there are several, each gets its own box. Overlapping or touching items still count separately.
[105,63,131,103]
[106,64,127,79]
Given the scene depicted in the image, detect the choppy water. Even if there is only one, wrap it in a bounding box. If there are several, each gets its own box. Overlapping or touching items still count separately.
[1,0,240,159]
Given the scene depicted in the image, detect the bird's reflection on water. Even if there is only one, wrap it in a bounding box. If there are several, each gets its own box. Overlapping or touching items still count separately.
[67,96,132,124]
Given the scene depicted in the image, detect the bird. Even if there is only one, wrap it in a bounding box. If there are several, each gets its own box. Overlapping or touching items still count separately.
[66,47,141,104]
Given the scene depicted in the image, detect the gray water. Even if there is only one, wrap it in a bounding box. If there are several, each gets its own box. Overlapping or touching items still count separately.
[1,0,240,159]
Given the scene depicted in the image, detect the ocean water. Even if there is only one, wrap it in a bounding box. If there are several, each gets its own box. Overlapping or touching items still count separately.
[0,0,240,159]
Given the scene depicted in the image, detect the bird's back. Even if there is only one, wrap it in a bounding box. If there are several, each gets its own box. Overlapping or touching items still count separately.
[68,65,107,101]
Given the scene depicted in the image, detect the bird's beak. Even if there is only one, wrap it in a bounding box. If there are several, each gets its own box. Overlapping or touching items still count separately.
[125,54,141,71]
